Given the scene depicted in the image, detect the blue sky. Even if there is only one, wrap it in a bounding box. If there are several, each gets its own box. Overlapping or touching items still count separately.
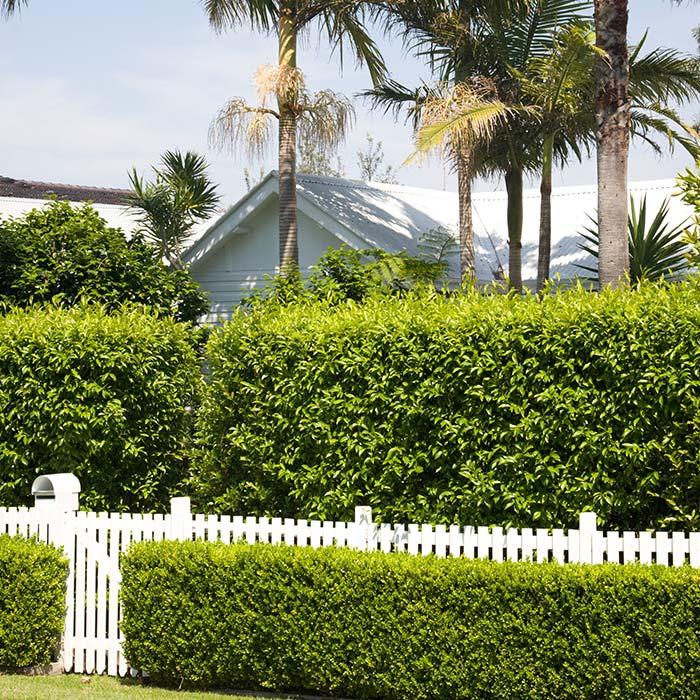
[1,1,698,204]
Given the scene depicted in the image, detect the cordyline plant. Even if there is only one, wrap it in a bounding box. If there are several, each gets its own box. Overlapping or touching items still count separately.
[577,195,690,283]
[203,0,386,274]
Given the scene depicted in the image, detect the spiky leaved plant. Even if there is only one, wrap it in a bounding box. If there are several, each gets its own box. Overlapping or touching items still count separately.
[577,195,689,283]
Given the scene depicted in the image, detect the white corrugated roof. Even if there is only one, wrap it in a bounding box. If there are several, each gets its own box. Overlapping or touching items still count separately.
[0,195,140,234]
[296,174,692,283]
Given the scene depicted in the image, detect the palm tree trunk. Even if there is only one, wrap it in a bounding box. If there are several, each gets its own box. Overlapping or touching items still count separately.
[454,1,475,286]
[456,147,475,284]
[595,0,630,288]
[277,0,299,272]
[505,167,524,292]
[536,133,554,292]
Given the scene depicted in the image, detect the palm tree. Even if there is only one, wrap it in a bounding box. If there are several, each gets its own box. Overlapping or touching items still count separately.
[521,27,700,290]
[203,0,385,272]
[405,0,590,290]
[365,78,515,283]
[365,0,576,287]
[593,0,630,288]
[592,0,699,286]
[127,151,221,270]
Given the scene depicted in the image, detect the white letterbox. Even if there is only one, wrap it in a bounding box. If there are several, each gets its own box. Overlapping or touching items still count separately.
[31,473,81,512]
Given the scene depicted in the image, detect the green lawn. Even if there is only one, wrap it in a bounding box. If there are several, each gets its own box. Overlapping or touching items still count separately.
[0,674,300,700]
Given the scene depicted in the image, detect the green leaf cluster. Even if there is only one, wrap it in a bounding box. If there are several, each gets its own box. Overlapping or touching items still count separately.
[245,242,452,308]
[193,280,700,529]
[0,535,68,669]
[121,540,700,699]
[678,165,700,267]
[0,200,209,323]
[0,304,202,511]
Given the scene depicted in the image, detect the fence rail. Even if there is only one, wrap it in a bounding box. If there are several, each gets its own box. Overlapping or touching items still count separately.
[2,497,700,677]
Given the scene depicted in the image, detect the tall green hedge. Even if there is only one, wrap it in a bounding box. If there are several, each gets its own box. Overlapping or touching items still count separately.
[194,280,700,529]
[121,540,700,699]
[0,535,68,669]
[0,304,202,511]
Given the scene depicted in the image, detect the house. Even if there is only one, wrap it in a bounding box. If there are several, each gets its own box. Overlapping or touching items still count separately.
[184,172,692,322]
[0,175,138,232]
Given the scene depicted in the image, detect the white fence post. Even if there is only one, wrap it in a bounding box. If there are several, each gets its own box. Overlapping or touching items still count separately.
[578,511,598,564]
[354,506,374,552]
[170,497,191,541]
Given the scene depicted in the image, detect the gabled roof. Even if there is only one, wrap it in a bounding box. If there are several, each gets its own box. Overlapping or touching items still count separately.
[0,175,130,205]
[184,171,693,283]
[184,171,502,280]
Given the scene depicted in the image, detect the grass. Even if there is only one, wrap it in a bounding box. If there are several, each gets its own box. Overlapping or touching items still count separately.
[0,674,303,700]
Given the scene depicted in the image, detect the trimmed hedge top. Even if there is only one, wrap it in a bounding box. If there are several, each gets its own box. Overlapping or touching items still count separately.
[194,280,700,529]
[121,540,700,700]
[0,534,68,669]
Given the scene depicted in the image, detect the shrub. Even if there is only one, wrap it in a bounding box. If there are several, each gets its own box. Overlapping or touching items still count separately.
[0,200,208,323]
[194,280,700,529]
[678,165,700,267]
[121,540,700,699]
[0,535,68,669]
[0,304,201,511]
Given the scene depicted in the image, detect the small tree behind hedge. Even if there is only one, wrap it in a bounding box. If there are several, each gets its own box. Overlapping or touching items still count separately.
[0,304,201,511]
[194,280,700,529]
[0,200,208,323]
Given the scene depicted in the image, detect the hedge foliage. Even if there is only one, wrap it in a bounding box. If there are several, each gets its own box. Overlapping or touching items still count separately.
[194,280,700,529]
[0,304,202,511]
[121,541,700,699]
[0,535,68,669]
[0,200,208,323]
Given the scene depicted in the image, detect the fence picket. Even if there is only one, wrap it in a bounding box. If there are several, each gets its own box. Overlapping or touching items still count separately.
[655,531,671,566]
[605,531,621,564]
[551,529,566,563]
[622,531,637,564]
[434,524,447,558]
[521,528,535,562]
[106,514,120,677]
[672,532,687,567]
[535,528,550,563]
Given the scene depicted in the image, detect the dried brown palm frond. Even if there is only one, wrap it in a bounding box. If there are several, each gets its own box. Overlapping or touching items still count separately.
[209,97,278,158]
[297,89,355,151]
[255,63,306,106]
[418,78,508,152]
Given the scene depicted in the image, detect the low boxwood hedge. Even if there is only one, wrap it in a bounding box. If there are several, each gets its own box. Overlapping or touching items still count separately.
[0,534,68,669]
[121,540,700,699]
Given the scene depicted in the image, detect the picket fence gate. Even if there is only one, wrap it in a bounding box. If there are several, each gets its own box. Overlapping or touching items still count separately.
[2,480,700,677]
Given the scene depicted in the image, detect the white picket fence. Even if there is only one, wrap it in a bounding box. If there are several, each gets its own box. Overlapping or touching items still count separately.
[2,495,700,677]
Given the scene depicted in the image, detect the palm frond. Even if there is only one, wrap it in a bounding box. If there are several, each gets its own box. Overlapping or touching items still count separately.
[201,0,277,32]
[297,89,355,151]
[359,80,432,131]
[415,100,513,155]
[631,105,700,158]
[0,0,26,18]
[494,0,592,69]
[209,97,278,158]
[307,2,387,85]
[630,38,700,106]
